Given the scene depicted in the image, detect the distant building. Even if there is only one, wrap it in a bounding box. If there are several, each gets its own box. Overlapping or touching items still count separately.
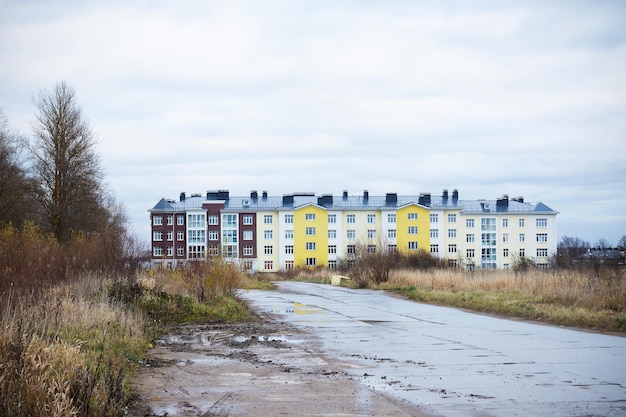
[149,189,558,271]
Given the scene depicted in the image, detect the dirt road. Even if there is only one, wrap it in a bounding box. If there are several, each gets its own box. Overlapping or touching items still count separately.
[130,320,430,417]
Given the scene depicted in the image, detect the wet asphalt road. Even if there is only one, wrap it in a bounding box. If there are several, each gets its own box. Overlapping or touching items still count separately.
[239,282,626,417]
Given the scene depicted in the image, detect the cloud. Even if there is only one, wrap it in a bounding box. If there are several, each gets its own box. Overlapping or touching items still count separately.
[1,0,625,244]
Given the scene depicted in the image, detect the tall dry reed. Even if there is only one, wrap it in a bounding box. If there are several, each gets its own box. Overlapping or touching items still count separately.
[0,274,147,417]
[389,268,626,311]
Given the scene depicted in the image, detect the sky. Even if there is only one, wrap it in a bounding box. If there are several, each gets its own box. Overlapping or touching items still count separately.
[1,0,625,247]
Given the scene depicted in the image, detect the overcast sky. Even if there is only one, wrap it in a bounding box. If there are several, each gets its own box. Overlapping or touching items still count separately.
[1,0,625,246]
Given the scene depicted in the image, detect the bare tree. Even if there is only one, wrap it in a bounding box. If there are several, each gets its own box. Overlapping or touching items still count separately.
[618,235,626,250]
[29,82,109,241]
[0,109,36,226]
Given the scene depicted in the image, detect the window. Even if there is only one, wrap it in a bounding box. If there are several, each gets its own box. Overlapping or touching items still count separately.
[409,226,419,235]
[448,229,456,238]
[153,247,162,256]
[328,245,337,254]
[243,215,253,225]
[536,218,547,228]
[306,258,316,266]
[328,229,337,239]
[519,233,525,243]
[537,248,548,257]
[519,248,525,257]
[188,245,205,259]
[466,249,475,258]
[466,219,475,228]
[167,215,173,226]
[448,213,456,223]
[347,214,356,223]
[482,233,496,246]
[285,214,294,224]
[306,227,316,236]
[243,230,253,240]
[448,244,457,253]
[502,218,508,228]
[264,215,273,224]
[503,263,510,270]
[328,260,337,269]
[328,214,336,223]
[430,244,439,254]
[189,230,205,243]
[537,233,547,242]
[388,229,396,238]
[285,230,294,239]
[519,218,525,227]
[368,229,376,239]
[177,231,184,241]
[367,245,376,253]
[264,261,273,270]
[388,244,397,252]
[388,213,396,223]
[305,213,316,220]
[448,259,458,267]
[243,246,253,256]
[222,230,237,243]
[347,229,356,239]
[153,216,162,226]
[430,213,439,223]
[264,230,273,239]
[209,246,219,256]
[153,231,163,241]
[430,229,439,238]
[368,214,376,223]
[408,242,419,250]
[177,246,184,256]
[208,231,219,241]
[188,214,206,227]
[167,231,173,241]
[503,248,509,258]
[466,234,475,243]
[503,233,509,243]
[209,215,219,225]
[285,261,294,270]
[306,242,316,250]
[264,245,273,255]
[285,245,294,254]
[347,245,356,254]
[222,214,236,227]
[408,213,418,220]
[481,218,496,231]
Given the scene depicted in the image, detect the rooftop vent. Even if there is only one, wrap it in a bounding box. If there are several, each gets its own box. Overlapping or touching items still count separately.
[386,193,398,205]
[452,189,458,202]
[250,190,258,200]
[418,193,431,206]
[180,192,186,202]
[343,190,348,200]
[282,194,294,206]
[318,194,333,207]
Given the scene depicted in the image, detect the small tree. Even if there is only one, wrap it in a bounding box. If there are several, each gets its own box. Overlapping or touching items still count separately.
[618,235,626,250]
[29,82,109,241]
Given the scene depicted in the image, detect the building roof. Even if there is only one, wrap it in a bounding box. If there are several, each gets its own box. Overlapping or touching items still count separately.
[149,191,558,215]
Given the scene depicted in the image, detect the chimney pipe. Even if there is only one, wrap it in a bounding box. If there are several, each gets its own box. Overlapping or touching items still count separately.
[180,192,186,202]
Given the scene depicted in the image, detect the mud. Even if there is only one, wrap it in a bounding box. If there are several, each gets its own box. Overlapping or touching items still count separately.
[130,319,431,417]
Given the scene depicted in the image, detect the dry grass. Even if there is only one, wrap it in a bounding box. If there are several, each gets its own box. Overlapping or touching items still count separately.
[0,275,147,417]
[384,268,626,332]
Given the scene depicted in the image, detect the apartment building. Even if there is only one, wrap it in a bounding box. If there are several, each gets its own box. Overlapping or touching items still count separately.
[149,189,558,271]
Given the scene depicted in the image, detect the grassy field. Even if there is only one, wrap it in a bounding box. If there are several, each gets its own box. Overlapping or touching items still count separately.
[379,267,626,333]
[0,259,257,417]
